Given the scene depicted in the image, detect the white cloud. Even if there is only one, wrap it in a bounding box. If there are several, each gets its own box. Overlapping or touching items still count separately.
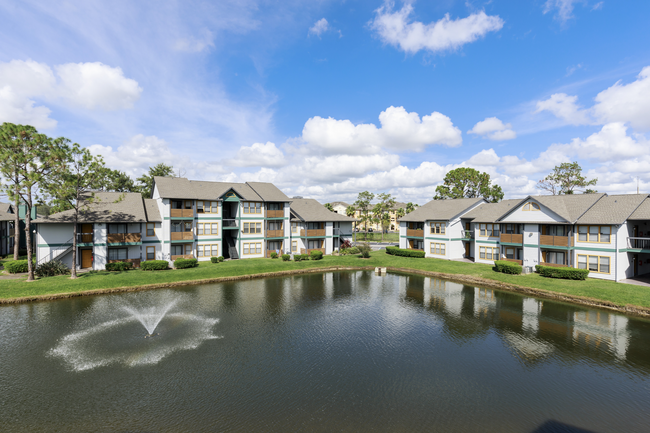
[468,117,516,141]
[226,142,287,167]
[301,106,462,155]
[309,18,330,37]
[543,0,576,23]
[592,66,650,131]
[370,3,504,54]
[0,85,57,129]
[534,93,592,125]
[173,30,215,52]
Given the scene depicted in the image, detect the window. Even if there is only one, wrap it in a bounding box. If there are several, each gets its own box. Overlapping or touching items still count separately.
[504,224,517,234]
[543,225,566,236]
[267,203,282,210]
[523,202,541,211]
[171,245,183,256]
[577,226,611,243]
[211,223,219,235]
[543,251,565,265]
[108,248,127,260]
[146,246,155,260]
[479,246,499,260]
[577,255,610,273]
[307,222,322,230]
[185,201,192,210]
[243,202,262,214]
[505,248,514,259]
[146,223,155,236]
[292,241,297,252]
[479,224,499,237]
[171,221,193,232]
[243,222,261,234]
[408,222,424,230]
[268,241,281,251]
[197,224,204,235]
[171,200,183,209]
[185,244,192,255]
[292,222,298,233]
[410,240,424,250]
[430,222,446,235]
[197,223,219,235]
[197,201,204,213]
[108,224,126,234]
[268,221,283,231]
[243,242,262,255]
[430,242,446,255]
[197,201,218,213]
[308,240,322,249]
[198,244,219,257]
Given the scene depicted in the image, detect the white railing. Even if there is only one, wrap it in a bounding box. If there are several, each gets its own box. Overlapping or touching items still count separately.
[628,237,650,249]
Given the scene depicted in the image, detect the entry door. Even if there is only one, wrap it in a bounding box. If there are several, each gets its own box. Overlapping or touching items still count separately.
[465,242,471,258]
[81,249,92,268]
[81,224,93,243]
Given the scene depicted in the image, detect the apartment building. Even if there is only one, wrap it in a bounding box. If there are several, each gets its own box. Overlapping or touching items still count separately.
[0,203,15,256]
[289,199,355,255]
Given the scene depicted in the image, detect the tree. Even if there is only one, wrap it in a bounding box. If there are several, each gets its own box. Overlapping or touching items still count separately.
[396,207,405,220]
[354,191,375,233]
[373,193,396,242]
[102,169,138,193]
[345,205,356,218]
[42,143,111,279]
[0,123,67,279]
[405,202,415,214]
[324,203,334,212]
[434,167,503,203]
[537,162,598,195]
[136,163,174,199]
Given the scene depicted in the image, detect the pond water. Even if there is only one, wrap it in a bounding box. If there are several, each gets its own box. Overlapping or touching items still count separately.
[1,271,650,432]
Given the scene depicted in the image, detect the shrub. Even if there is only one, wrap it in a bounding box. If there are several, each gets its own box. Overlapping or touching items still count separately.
[357,243,372,258]
[5,260,29,273]
[340,239,352,250]
[385,246,425,258]
[310,250,323,260]
[35,260,69,277]
[282,254,291,261]
[341,246,360,255]
[105,261,134,272]
[301,254,310,261]
[174,258,198,269]
[293,254,302,262]
[141,260,169,271]
[217,256,224,263]
[535,265,589,280]
[210,256,219,263]
[270,252,278,259]
[494,260,522,275]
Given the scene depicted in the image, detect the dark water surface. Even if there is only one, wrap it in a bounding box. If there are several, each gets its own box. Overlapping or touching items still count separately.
[1,271,650,432]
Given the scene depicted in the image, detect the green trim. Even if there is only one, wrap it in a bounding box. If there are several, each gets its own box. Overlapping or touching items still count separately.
[78,243,94,247]
[195,237,221,242]
[406,235,424,239]
[196,216,222,220]
[573,246,617,253]
[142,240,162,244]
[500,242,523,246]
[38,243,72,248]
[171,217,194,220]
[171,240,194,244]
[425,236,450,241]
[538,245,571,251]
[476,239,499,245]
[265,236,289,240]
[164,217,170,220]
[106,242,141,246]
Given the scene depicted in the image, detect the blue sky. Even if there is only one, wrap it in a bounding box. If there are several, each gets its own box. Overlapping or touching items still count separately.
[1,0,650,205]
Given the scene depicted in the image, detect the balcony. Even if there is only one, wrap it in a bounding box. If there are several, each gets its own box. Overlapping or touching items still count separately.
[170,209,193,218]
[628,237,650,250]
[171,232,194,241]
[266,229,284,238]
[107,233,142,244]
[108,258,141,268]
[266,249,284,258]
[503,258,523,266]
[333,228,352,237]
[171,254,194,261]
[461,230,474,240]
[306,248,325,255]
[306,229,326,237]
[223,219,238,229]
[539,235,569,247]
[406,229,424,238]
[500,233,523,244]
[266,210,284,218]
[77,233,94,243]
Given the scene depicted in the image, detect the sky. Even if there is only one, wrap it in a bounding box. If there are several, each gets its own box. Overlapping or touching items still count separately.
[1,0,650,205]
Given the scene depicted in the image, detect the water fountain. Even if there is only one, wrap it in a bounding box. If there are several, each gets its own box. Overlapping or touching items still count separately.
[121,297,180,337]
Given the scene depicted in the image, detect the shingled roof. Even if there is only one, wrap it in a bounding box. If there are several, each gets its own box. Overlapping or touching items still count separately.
[494,193,605,223]
[144,199,162,222]
[153,177,291,202]
[577,194,649,225]
[33,192,149,224]
[291,199,357,222]
[246,182,291,202]
[629,197,650,220]
[463,199,523,223]
[0,203,13,221]
[399,198,485,222]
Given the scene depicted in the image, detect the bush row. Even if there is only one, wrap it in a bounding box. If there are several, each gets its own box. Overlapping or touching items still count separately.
[385,247,425,258]
[35,260,69,277]
[174,258,198,269]
[141,260,169,271]
[340,247,360,255]
[5,260,29,273]
[105,262,134,272]
[536,265,589,280]
[293,254,311,262]
[494,260,522,275]
[282,254,291,261]
[210,256,225,263]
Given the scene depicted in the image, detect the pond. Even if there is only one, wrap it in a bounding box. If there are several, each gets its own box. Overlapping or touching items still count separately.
[1,270,649,432]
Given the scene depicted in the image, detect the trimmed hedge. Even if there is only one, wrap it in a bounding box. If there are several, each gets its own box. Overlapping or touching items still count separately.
[310,250,323,260]
[35,260,69,277]
[174,258,198,269]
[385,246,425,258]
[210,256,220,263]
[105,262,134,272]
[141,260,169,271]
[536,265,589,280]
[270,252,278,259]
[494,260,522,275]
[217,256,224,263]
[5,260,29,273]
[294,254,311,262]
[282,254,291,261]
[340,246,360,255]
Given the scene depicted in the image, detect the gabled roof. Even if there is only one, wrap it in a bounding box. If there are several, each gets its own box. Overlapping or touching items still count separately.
[463,199,523,223]
[33,192,149,224]
[330,201,351,208]
[246,182,291,202]
[577,194,649,225]
[0,202,13,221]
[629,197,650,220]
[144,199,162,223]
[497,193,605,223]
[291,199,357,222]
[399,198,485,222]
[154,177,263,201]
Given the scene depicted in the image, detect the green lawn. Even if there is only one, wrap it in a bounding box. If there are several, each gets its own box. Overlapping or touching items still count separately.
[1,251,649,311]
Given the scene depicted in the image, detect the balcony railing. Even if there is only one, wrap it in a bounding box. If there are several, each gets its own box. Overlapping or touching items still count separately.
[461,230,474,240]
[539,235,569,247]
[108,258,141,268]
[406,229,424,238]
[171,232,194,241]
[306,229,326,237]
[266,229,284,238]
[333,228,352,236]
[266,210,284,218]
[223,219,238,228]
[541,262,569,268]
[170,209,193,218]
[628,237,650,249]
[503,258,523,265]
[171,254,194,261]
[77,233,94,243]
[500,233,523,244]
[266,249,284,258]
[107,233,142,244]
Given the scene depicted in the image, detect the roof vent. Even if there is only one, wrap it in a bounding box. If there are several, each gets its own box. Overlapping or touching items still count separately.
[292,196,303,199]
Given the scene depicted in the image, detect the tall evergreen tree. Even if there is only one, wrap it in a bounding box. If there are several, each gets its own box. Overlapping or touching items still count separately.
[137,163,174,198]
[434,167,503,203]
[537,162,598,195]
[354,191,375,233]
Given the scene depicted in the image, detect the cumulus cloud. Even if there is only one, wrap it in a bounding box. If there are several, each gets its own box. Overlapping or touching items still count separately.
[543,0,578,23]
[309,18,330,37]
[301,106,462,155]
[592,66,650,131]
[468,117,516,140]
[535,93,592,125]
[226,142,287,167]
[370,3,504,54]
[0,59,142,128]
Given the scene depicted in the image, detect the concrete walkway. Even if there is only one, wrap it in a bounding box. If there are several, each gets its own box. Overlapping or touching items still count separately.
[620,275,650,287]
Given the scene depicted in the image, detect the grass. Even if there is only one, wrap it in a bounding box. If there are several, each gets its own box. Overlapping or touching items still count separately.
[353,232,399,242]
[1,251,649,310]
